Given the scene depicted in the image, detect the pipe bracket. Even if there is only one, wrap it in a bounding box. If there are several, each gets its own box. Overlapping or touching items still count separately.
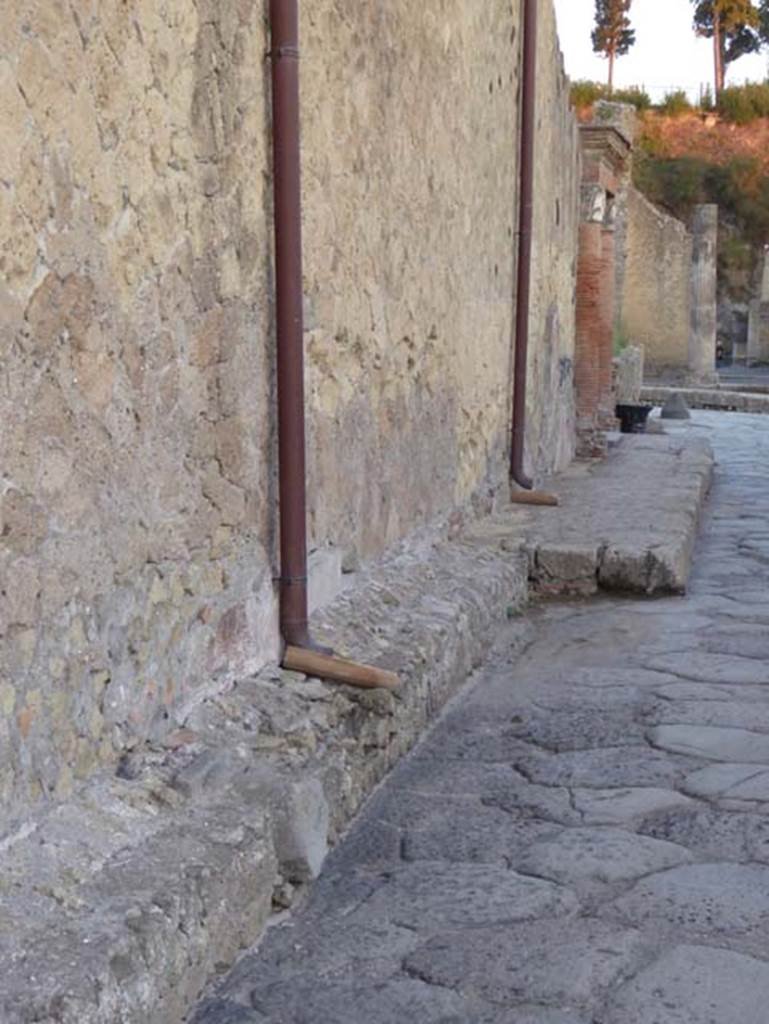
[268,45,300,60]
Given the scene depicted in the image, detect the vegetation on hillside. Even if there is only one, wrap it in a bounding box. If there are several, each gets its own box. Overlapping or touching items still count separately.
[570,80,651,110]
[570,79,769,271]
[570,78,769,125]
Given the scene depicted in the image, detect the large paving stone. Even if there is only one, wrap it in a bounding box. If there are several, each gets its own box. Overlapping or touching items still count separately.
[650,723,769,763]
[683,763,769,801]
[191,1000,262,1024]
[515,746,692,789]
[604,944,769,1024]
[572,786,693,825]
[699,633,769,660]
[516,827,691,885]
[510,708,647,752]
[651,699,769,732]
[645,652,769,685]
[640,806,769,863]
[529,684,645,712]
[607,863,769,934]
[406,726,541,765]
[546,667,682,689]
[403,919,645,1008]
[218,917,420,997]
[391,759,578,825]
[352,861,578,932]
[391,758,526,797]
[402,803,557,864]
[653,681,769,704]
[245,976,493,1024]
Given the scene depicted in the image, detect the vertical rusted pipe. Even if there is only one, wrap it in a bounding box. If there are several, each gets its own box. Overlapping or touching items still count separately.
[269,0,310,647]
[510,0,537,490]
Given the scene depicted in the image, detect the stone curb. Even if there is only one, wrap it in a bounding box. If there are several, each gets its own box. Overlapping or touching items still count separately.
[468,434,714,597]
[642,385,769,414]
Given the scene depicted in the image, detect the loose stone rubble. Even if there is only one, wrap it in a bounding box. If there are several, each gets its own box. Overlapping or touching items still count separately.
[0,429,715,1023]
[190,411,769,1024]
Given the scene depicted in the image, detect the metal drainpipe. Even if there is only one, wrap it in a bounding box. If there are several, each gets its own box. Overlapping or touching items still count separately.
[510,0,537,490]
[269,0,311,649]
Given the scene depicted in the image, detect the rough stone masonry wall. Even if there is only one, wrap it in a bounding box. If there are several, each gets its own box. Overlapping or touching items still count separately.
[0,1,579,823]
[0,1,279,821]
[620,186,692,373]
[523,3,580,477]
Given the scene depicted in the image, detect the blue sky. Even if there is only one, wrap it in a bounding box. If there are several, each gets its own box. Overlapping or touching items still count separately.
[553,0,768,101]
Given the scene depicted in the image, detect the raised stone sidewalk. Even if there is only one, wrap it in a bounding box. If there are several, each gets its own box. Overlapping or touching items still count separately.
[0,431,713,1024]
[643,383,769,414]
[189,411,769,1024]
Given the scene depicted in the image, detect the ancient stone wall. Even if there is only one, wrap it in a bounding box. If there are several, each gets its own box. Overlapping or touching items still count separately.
[0,1,579,820]
[1,0,279,817]
[524,4,581,477]
[619,186,692,373]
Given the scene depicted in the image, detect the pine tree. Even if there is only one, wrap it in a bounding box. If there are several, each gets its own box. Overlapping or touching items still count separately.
[691,1,761,96]
[592,0,636,93]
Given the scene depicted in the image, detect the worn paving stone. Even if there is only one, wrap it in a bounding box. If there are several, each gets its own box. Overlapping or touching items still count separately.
[653,681,769,703]
[387,760,580,828]
[571,786,694,825]
[516,826,691,885]
[403,919,646,1009]
[650,723,769,763]
[644,652,769,685]
[219,916,421,996]
[350,861,578,932]
[682,763,769,802]
[606,863,769,935]
[401,804,558,864]
[510,709,648,752]
[640,806,769,863]
[650,699,769,732]
[190,1001,262,1024]
[245,976,494,1024]
[514,746,693,790]
[603,944,769,1024]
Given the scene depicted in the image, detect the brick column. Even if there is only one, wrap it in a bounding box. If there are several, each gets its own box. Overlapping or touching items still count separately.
[575,123,630,458]
[575,188,606,456]
[598,205,618,427]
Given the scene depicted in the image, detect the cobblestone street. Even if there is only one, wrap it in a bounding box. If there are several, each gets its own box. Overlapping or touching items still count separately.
[192,410,769,1023]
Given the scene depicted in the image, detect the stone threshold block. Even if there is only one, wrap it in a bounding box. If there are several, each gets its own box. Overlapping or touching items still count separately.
[468,433,714,598]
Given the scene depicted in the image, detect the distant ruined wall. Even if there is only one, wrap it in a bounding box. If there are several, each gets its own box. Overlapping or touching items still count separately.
[0,1,578,820]
[619,186,692,372]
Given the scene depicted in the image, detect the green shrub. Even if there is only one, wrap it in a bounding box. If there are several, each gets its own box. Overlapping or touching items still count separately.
[659,90,692,117]
[717,82,769,124]
[570,80,608,108]
[720,235,754,274]
[611,86,652,110]
[633,150,769,246]
[633,155,709,215]
[569,80,651,112]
